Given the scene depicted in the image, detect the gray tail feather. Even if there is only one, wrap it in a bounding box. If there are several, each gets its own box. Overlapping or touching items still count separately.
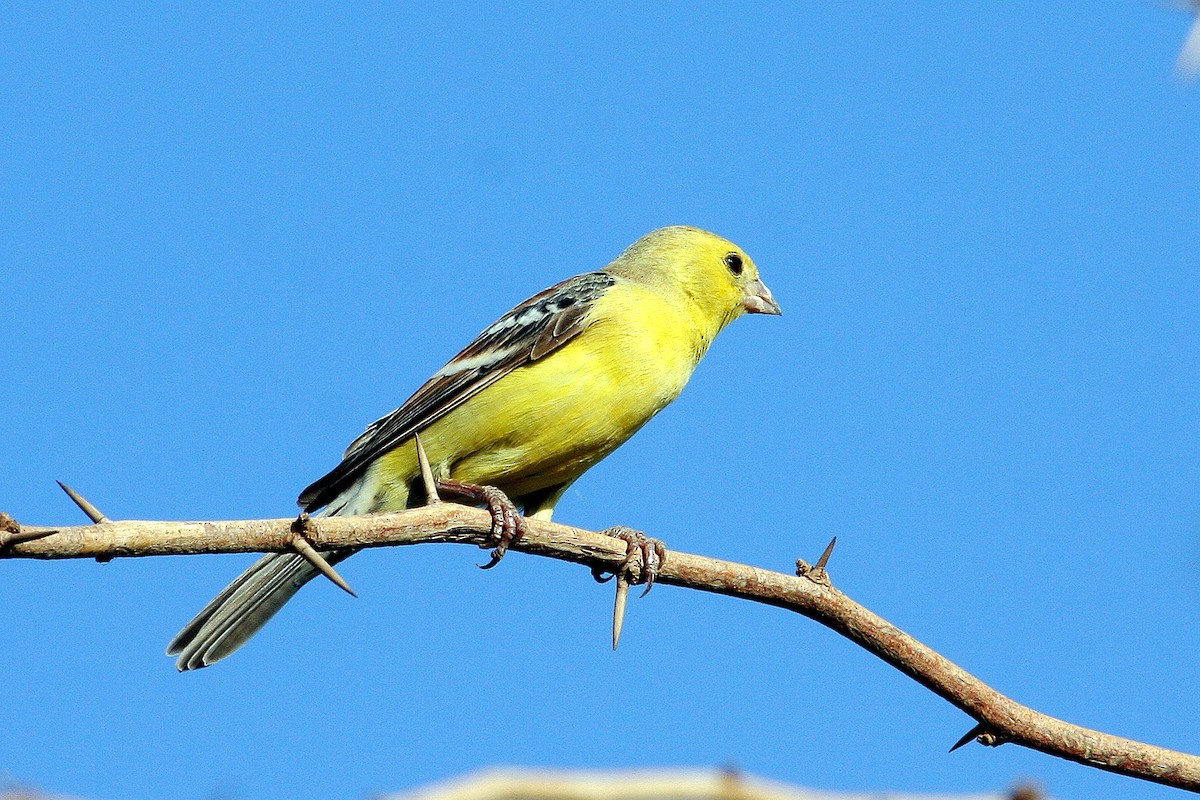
[166,547,355,671]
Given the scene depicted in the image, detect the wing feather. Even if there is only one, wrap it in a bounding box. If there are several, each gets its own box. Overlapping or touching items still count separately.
[297,271,617,511]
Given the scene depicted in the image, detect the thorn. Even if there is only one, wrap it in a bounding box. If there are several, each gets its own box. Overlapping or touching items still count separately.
[613,574,630,650]
[56,481,110,523]
[292,535,357,597]
[0,527,58,549]
[414,433,440,504]
[950,722,989,753]
[796,536,836,585]
[815,536,837,571]
[290,515,357,597]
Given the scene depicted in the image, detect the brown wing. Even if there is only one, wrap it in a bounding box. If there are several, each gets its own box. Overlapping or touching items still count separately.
[297,271,617,512]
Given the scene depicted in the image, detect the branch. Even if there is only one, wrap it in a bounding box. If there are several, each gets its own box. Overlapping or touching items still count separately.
[3,505,1197,792]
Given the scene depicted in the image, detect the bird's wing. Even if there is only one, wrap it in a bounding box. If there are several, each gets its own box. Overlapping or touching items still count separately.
[298,271,618,511]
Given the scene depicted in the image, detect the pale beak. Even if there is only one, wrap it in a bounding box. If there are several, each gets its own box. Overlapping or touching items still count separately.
[742,277,781,315]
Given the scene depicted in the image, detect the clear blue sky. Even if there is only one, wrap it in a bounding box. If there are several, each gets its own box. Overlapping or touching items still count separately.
[2,4,1198,800]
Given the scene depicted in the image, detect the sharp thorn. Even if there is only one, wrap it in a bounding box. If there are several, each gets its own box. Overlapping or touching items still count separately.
[814,536,837,571]
[414,433,440,504]
[949,722,989,753]
[613,575,630,650]
[291,535,357,598]
[0,528,59,548]
[12,528,59,545]
[56,481,110,524]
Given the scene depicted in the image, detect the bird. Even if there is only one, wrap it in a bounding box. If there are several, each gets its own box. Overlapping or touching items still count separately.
[167,225,781,670]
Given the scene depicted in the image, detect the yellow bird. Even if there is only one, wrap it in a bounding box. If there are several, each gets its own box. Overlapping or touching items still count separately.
[168,225,780,670]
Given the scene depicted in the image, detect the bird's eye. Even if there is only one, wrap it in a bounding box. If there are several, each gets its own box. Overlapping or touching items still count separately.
[723,253,744,275]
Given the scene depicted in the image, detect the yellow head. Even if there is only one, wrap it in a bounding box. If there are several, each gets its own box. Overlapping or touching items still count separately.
[604,226,781,335]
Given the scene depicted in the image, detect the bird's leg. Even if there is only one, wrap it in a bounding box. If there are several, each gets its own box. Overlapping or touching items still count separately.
[436,478,526,569]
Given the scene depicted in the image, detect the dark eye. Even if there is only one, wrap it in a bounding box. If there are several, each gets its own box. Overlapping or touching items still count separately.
[723,252,744,275]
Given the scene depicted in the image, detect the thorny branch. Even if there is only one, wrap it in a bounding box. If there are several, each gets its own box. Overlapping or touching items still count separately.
[2,503,1198,792]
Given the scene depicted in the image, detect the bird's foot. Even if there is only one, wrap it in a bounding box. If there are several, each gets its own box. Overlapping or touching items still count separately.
[599,526,667,597]
[436,479,526,569]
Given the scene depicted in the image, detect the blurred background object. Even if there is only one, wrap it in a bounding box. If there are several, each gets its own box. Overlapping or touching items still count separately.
[382,768,1046,800]
[1163,0,1200,78]
[1,767,1044,800]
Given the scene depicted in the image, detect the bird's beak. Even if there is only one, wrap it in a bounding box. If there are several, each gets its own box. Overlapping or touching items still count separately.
[742,278,781,316]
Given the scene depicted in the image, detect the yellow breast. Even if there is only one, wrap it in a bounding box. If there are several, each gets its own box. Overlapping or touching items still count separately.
[371,280,709,505]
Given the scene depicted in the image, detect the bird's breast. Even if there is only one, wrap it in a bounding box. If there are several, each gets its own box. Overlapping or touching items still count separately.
[437,284,704,494]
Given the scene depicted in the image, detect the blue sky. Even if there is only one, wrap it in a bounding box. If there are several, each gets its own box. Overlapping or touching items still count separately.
[2,4,1199,799]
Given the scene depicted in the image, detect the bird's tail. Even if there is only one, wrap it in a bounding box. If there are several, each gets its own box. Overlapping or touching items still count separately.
[166,544,356,671]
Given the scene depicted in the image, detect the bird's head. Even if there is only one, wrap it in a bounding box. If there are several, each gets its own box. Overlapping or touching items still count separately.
[607,226,781,333]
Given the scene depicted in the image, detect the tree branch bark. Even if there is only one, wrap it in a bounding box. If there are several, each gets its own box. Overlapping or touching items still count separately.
[3,506,1197,792]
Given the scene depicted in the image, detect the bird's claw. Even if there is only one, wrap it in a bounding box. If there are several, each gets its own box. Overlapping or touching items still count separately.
[603,525,667,597]
[436,479,526,569]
